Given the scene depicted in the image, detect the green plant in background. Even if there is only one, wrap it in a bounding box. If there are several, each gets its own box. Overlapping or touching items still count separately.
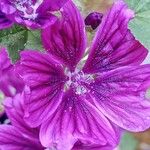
[120,132,138,150]
[0,25,43,63]
[125,0,150,50]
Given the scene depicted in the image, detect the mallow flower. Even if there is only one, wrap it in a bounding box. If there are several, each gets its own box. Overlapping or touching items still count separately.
[18,0,150,149]
[0,48,24,97]
[0,89,115,150]
[0,0,68,29]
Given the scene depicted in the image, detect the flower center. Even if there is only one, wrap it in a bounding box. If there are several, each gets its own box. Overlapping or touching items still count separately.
[64,69,94,95]
[13,0,43,20]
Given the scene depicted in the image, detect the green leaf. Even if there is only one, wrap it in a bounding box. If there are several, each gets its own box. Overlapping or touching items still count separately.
[0,25,28,63]
[125,0,150,50]
[120,132,138,150]
[0,25,43,63]
[25,30,43,51]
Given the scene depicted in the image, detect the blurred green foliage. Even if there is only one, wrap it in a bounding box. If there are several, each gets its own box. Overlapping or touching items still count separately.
[125,0,150,51]
[120,132,138,150]
[0,25,43,63]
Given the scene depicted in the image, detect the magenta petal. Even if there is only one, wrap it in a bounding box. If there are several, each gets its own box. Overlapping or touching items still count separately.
[72,141,114,150]
[83,0,148,74]
[38,0,69,12]
[0,48,24,97]
[40,89,118,149]
[0,47,11,72]
[3,93,39,139]
[12,13,57,29]
[19,50,66,127]
[89,65,150,131]
[42,1,86,71]
[0,10,13,29]
[0,125,43,150]
[0,0,59,29]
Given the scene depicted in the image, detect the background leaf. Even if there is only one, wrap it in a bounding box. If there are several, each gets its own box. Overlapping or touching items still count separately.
[0,25,43,63]
[0,25,28,63]
[120,132,138,150]
[125,0,150,50]
[25,30,43,51]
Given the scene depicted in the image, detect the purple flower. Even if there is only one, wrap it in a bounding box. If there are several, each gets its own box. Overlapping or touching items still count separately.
[85,12,103,30]
[0,89,114,150]
[0,47,24,97]
[0,10,13,29]
[0,0,68,29]
[0,92,44,150]
[18,0,150,149]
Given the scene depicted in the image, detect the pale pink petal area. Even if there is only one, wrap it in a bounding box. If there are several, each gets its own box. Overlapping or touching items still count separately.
[88,65,150,131]
[40,89,119,150]
[19,50,67,127]
[42,1,86,71]
[0,125,43,150]
[83,0,148,74]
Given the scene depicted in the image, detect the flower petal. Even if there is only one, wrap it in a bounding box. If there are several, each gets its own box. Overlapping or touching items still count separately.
[18,50,66,127]
[83,0,148,74]
[89,65,150,131]
[0,48,24,97]
[40,89,118,150]
[0,125,43,150]
[12,13,57,29]
[72,141,114,150]
[42,1,86,71]
[3,92,39,139]
[0,10,13,29]
[37,0,69,12]
[0,47,11,72]
[0,0,58,29]
[0,48,11,97]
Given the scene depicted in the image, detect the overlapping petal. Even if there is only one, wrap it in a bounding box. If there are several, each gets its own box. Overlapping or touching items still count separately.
[0,10,13,29]
[83,0,148,74]
[3,92,39,139]
[42,1,86,71]
[18,50,67,127]
[0,48,24,97]
[0,88,46,150]
[40,89,119,150]
[72,141,114,150]
[88,65,150,131]
[0,125,43,150]
[0,0,66,29]
[38,0,69,12]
